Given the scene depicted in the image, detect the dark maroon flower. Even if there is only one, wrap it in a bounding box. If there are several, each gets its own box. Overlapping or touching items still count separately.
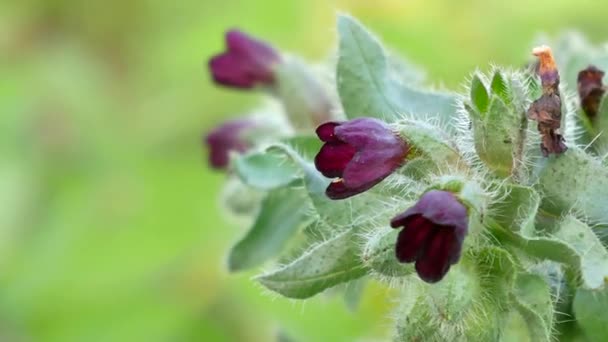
[314,118,409,200]
[390,190,468,283]
[577,65,605,118]
[205,118,256,169]
[208,29,282,89]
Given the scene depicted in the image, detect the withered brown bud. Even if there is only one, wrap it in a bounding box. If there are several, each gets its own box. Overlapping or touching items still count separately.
[577,65,605,118]
[527,45,567,157]
[533,45,560,92]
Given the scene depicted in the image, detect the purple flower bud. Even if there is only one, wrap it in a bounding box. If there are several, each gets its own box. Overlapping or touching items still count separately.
[205,118,256,169]
[208,30,282,89]
[314,118,409,200]
[390,190,468,283]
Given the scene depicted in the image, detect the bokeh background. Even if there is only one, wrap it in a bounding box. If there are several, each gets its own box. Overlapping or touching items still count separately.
[1,0,607,341]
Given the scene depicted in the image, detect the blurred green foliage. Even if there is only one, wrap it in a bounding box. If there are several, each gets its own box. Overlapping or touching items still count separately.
[1,0,608,341]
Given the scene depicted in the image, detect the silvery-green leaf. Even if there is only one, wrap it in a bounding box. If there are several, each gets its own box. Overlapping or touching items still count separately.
[234,149,301,190]
[472,95,523,177]
[336,15,456,126]
[488,184,540,237]
[281,135,322,160]
[512,273,554,331]
[573,286,608,342]
[553,215,608,289]
[537,148,608,224]
[228,187,313,272]
[257,229,367,299]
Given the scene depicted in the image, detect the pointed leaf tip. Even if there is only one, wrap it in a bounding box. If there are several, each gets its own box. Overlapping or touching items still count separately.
[470,74,489,113]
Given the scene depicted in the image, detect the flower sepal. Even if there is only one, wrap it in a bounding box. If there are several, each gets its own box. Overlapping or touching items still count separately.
[394,247,516,341]
[392,119,464,181]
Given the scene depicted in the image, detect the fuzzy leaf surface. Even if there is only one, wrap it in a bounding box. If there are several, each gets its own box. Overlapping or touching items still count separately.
[257,229,367,299]
[234,149,301,190]
[228,187,313,271]
[336,15,456,125]
[573,286,608,342]
[537,148,608,224]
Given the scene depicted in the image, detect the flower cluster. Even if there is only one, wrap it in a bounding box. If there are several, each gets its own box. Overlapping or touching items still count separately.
[204,29,473,283]
[204,18,608,341]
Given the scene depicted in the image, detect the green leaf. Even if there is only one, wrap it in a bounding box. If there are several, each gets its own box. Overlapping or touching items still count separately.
[395,119,463,170]
[488,184,540,237]
[474,246,518,302]
[257,229,367,299]
[553,215,608,289]
[470,74,489,113]
[501,310,534,342]
[395,258,502,341]
[387,50,426,85]
[234,149,300,190]
[491,208,608,290]
[501,304,550,342]
[336,15,456,125]
[281,135,322,160]
[592,97,608,155]
[537,147,608,224]
[472,95,522,177]
[513,273,554,331]
[573,286,608,342]
[490,70,510,104]
[228,187,313,272]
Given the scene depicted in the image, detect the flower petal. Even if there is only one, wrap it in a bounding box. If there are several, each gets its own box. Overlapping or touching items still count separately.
[208,30,280,89]
[401,190,468,236]
[209,54,258,89]
[226,30,281,66]
[395,215,435,263]
[205,119,254,169]
[325,179,375,200]
[414,228,453,283]
[314,142,357,178]
[336,118,408,189]
[316,122,341,142]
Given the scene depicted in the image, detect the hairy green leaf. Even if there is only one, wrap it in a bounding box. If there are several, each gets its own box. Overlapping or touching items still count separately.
[573,286,608,342]
[228,187,313,272]
[553,215,608,289]
[257,229,367,299]
[537,147,608,224]
[470,74,489,113]
[513,273,554,331]
[234,149,301,190]
[336,15,456,125]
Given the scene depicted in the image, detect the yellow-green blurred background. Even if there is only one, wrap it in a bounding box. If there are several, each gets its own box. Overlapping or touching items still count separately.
[1,0,607,341]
